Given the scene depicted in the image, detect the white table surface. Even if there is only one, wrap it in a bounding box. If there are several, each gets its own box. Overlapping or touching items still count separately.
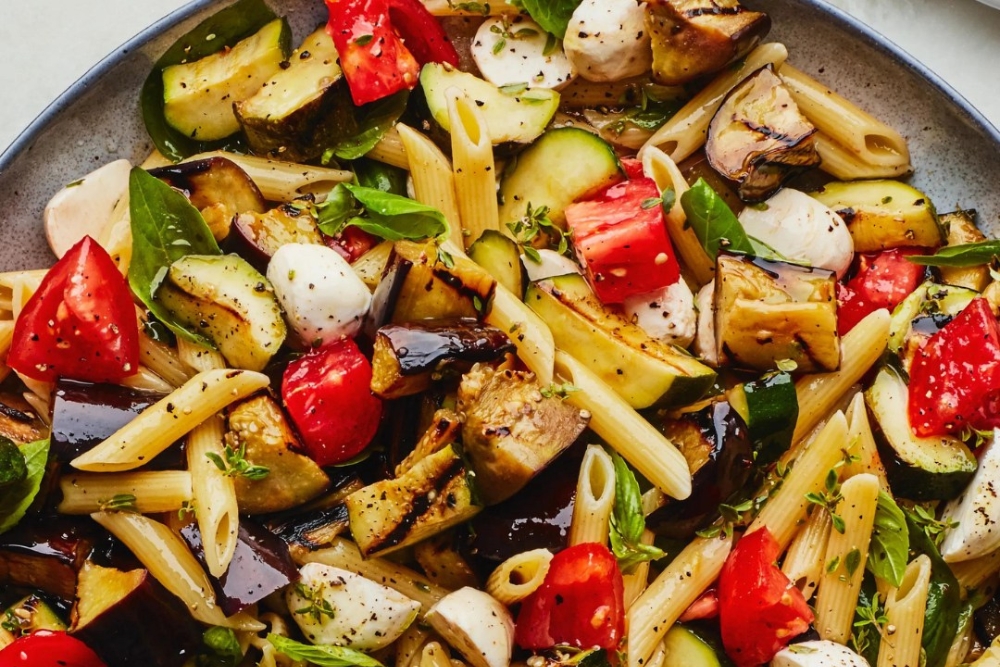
[1,0,999,155]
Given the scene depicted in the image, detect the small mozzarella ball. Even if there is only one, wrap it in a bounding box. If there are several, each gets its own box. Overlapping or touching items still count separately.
[940,429,1000,562]
[522,249,583,282]
[426,588,514,667]
[44,159,132,259]
[738,188,854,279]
[472,17,577,90]
[623,279,696,348]
[267,243,371,345]
[564,0,652,82]
[287,563,419,650]
[772,640,871,667]
[694,281,720,366]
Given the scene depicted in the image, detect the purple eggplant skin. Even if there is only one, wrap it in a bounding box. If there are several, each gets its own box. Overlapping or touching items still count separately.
[0,517,97,601]
[180,519,298,616]
[267,503,351,552]
[148,157,266,218]
[648,401,754,539]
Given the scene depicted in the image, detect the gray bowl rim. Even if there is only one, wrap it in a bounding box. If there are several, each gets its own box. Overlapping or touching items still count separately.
[2,0,999,173]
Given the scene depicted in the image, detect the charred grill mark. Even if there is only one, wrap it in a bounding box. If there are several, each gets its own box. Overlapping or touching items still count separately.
[373,457,466,552]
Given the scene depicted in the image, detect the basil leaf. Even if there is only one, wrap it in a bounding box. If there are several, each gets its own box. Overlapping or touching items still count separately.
[329,91,409,161]
[128,167,220,346]
[353,158,408,196]
[609,451,665,574]
[680,178,754,260]
[141,0,284,161]
[511,0,583,38]
[197,627,242,667]
[866,490,909,588]
[268,634,384,667]
[318,184,449,241]
[907,240,1000,267]
[0,437,27,488]
[906,512,961,667]
[0,439,49,535]
[743,371,798,467]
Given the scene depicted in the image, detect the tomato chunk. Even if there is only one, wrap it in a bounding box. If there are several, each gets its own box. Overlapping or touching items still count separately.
[837,248,926,335]
[386,0,460,68]
[515,543,625,651]
[718,528,813,667]
[565,177,680,304]
[908,297,1000,436]
[282,339,383,466]
[0,631,106,667]
[9,237,139,383]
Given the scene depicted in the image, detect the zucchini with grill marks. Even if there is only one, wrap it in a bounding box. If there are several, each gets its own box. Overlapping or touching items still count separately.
[3,595,66,634]
[887,281,977,373]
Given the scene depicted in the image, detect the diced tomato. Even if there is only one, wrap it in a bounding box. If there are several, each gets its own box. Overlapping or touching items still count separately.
[565,177,680,304]
[325,0,457,107]
[0,631,106,667]
[619,157,645,180]
[908,297,1000,436]
[515,543,625,651]
[282,339,383,466]
[718,528,813,667]
[837,248,926,335]
[8,237,139,383]
[325,225,379,263]
[678,586,719,622]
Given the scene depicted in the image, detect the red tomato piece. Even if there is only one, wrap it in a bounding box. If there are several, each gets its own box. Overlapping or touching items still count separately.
[0,631,106,667]
[678,586,719,622]
[837,248,926,335]
[619,157,645,180]
[8,237,139,383]
[718,528,813,667]
[564,177,680,304]
[325,225,380,263]
[908,297,1000,436]
[325,0,421,106]
[515,543,625,651]
[282,339,383,466]
[386,0,459,68]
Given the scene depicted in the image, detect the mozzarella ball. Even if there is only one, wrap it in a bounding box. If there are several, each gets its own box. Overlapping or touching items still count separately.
[472,17,577,89]
[522,249,583,282]
[771,640,871,667]
[623,279,697,348]
[940,429,1000,562]
[564,0,652,82]
[694,281,720,366]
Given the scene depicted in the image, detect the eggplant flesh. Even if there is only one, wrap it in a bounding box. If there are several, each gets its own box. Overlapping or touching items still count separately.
[0,394,47,446]
[645,0,770,86]
[371,323,515,399]
[267,503,351,554]
[228,199,324,273]
[707,65,820,202]
[0,518,97,601]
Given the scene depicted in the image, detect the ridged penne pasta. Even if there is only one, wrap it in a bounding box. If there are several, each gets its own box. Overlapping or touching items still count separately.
[844,391,890,488]
[58,471,192,514]
[188,151,353,202]
[447,89,500,248]
[421,642,453,667]
[70,368,270,472]
[568,445,616,546]
[781,508,832,601]
[813,133,913,180]
[485,549,553,605]
[368,127,410,170]
[91,511,228,625]
[560,77,654,108]
[421,0,518,16]
[555,350,692,500]
[121,366,175,393]
[952,548,1000,592]
[642,43,789,163]
[397,123,465,249]
[748,411,850,550]
[627,535,733,667]
[483,283,556,386]
[623,529,654,608]
[878,555,932,667]
[815,473,880,643]
[396,624,435,667]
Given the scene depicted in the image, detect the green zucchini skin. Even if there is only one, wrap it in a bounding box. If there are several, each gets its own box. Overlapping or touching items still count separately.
[468,230,525,298]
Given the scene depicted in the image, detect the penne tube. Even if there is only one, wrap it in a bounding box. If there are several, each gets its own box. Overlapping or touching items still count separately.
[568,445,616,547]
[843,392,890,488]
[483,283,556,386]
[815,473,880,643]
[188,151,353,202]
[642,43,789,163]
[878,555,932,667]
[58,471,192,514]
[555,350,692,500]
[622,529,655,608]
[485,549,553,606]
[781,508,832,602]
[627,535,733,667]
[368,127,411,170]
[137,333,195,388]
[396,624,435,667]
[121,366,175,394]
[813,133,913,181]
[447,88,500,248]
[70,369,270,472]
[397,124,465,249]
[421,0,519,15]
[952,548,1000,593]
[420,642,453,667]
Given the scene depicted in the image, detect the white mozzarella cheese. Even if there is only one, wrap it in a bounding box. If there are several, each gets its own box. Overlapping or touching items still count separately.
[471,17,577,90]
[564,0,652,82]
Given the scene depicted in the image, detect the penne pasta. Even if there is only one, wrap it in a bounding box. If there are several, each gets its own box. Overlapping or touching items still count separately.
[396,624,435,667]
[781,508,832,602]
[878,555,932,667]
[843,391,890,488]
[813,132,913,181]
[447,88,500,248]
[58,471,192,514]
[368,127,411,170]
[121,365,175,393]
[397,123,465,249]
[188,151,353,202]
[421,0,518,16]
[568,445,616,547]
[622,530,655,608]
[483,282,556,386]
[486,549,553,605]
[952,548,1000,593]
[70,368,270,472]
[137,328,196,388]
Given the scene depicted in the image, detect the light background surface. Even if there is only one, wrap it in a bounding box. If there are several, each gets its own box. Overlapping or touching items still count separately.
[1,0,999,154]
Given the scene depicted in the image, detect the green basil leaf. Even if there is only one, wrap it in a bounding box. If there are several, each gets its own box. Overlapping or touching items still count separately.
[128,168,220,346]
[609,451,665,573]
[197,627,243,667]
[0,437,27,488]
[319,184,449,241]
[329,91,410,161]
[907,240,1000,267]
[513,0,583,39]
[0,439,49,535]
[866,491,909,588]
[353,158,408,196]
[140,0,283,161]
[680,178,755,260]
[316,184,364,236]
[268,634,384,667]
[743,371,799,467]
[906,512,961,667]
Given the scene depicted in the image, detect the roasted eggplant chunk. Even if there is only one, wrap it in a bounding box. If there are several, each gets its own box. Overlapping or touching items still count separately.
[396,409,464,476]
[458,365,589,505]
[938,210,989,291]
[0,519,95,600]
[149,157,266,241]
[345,443,480,557]
[715,253,839,372]
[224,394,329,514]
[229,200,324,272]
[0,393,47,446]
[267,503,351,555]
[70,562,200,667]
[371,324,514,399]
[180,519,298,616]
[649,401,753,539]
[645,0,770,85]
[706,66,819,202]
